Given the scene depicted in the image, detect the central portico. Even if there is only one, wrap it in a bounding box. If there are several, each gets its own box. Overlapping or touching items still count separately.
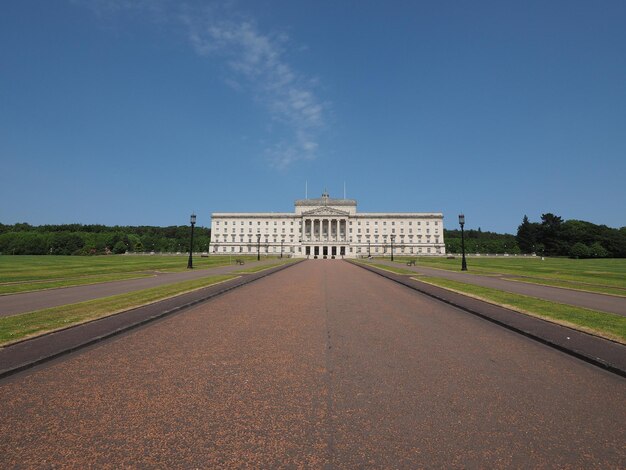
[211,192,445,258]
[297,191,354,257]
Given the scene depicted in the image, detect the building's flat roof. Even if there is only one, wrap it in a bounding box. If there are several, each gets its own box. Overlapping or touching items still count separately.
[212,213,294,217]
[355,213,443,217]
[294,198,357,206]
[212,212,443,218]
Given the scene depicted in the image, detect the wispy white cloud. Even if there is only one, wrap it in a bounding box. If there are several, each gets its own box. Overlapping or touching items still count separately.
[180,8,326,168]
[77,0,327,169]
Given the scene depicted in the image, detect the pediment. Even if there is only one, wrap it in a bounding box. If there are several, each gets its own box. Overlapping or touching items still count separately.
[302,206,350,217]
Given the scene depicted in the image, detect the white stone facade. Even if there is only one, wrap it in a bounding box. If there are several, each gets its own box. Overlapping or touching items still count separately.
[210,192,446,258]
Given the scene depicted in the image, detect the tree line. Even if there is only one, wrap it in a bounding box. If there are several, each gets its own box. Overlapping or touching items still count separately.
[444,228,519,255]
[444,214,625,258]
[1,215,624,258]
[0,223,211,256]
[516,214,626,258]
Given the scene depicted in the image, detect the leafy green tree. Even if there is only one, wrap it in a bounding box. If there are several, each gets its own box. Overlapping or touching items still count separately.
[589,242,609,258]
[127,234,141,252]
[0,232,48,255]
[112,240,128,254]
[516,215,538,253]
[570,242,590,259]
[49,232,85,255]
[540,213,566,256]
[445,238,461,254]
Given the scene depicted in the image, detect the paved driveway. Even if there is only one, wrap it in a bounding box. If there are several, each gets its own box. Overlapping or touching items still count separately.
[1,260,623,467]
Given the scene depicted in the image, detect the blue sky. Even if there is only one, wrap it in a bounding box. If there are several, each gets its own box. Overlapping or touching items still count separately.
[1,0,625,233]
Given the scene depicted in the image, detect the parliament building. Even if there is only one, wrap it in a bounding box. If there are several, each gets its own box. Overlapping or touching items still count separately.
[210,192,445,258]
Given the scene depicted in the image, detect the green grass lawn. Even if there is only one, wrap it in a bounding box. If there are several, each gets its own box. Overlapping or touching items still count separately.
[417,276,626,344]
[388,256,626,295]
[0,254,262,294]
[0,274,237,346]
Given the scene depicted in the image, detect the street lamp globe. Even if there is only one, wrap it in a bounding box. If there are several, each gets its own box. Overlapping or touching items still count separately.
[458,214,465,226]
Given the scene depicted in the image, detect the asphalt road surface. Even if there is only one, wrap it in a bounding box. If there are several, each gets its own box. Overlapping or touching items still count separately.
[376,259,626,316]
[0,259,282,317]
[1,260,624,467]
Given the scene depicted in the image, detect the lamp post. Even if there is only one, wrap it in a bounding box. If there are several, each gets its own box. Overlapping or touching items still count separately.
[280,238,284,258]
[459,214,467,271]
[187,213,196,269]
[390,234,395,262]
[368,240,371,258]
[256,233,261,261]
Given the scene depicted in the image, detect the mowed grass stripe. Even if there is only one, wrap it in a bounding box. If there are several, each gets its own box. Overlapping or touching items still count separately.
[392,256,626,289]
[504,276,626,298]
[0,272,154,295]
[0,274,237,346]
[417,276,626,344]
[0,255,259,283]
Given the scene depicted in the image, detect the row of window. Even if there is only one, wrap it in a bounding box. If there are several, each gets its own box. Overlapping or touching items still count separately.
[219,226,439,235]
[213,245,441,254]
[213,237,442,244]
[214,218,441,228]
